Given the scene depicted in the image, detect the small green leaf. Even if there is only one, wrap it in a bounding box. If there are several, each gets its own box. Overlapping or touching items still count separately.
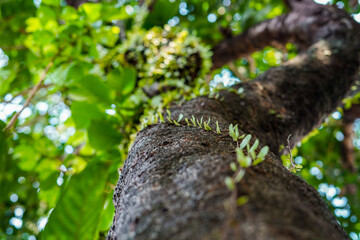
[102,3,129,21]
[80,3,102,22]
[241,156,252,168]
[240,134,252,149]
[249,139,259,153]
[166,110,172,123]
[237,196,249,206]
[173,120,180,126]
[196,117,203,128]
[257,146,269,160]
[236,147,245,160]
[158,111,165,123]
[185,118,190,126]
[234,124,239,139]
[204,122,212,131]
[234,169,246,183]
[236,147,251,167]
[191,115,197,126]
[206,117,211,125]
[237,87,244,94]
[178,114,184,123]
[229,124,237,141]
[216,121,221,134]
[225,177,235,190]
[295,165,303,170]
[230,162,237,171]
[229,124,234,138]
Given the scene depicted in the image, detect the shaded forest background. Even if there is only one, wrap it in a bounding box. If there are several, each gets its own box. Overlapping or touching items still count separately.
[0,0,360,239]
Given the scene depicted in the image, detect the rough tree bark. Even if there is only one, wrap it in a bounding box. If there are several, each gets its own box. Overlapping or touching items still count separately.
[108,1,360,239]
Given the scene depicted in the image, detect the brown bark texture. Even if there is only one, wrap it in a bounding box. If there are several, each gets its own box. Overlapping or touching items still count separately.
[108,1,360,240]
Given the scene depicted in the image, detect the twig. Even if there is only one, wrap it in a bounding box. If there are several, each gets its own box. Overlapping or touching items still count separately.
[4,61,54,132]
[0,84,53,104]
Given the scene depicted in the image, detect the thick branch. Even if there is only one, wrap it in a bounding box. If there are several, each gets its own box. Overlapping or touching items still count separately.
[214,6,360,153]
[211,3,357,69]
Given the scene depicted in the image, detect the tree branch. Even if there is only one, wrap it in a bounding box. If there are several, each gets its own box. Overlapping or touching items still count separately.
[211,1,355,69]
[0,84,53,104]
[213,3,360,153]
[3,61,53,132]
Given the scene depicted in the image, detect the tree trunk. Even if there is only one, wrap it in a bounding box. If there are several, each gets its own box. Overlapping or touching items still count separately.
[107,1,360,239]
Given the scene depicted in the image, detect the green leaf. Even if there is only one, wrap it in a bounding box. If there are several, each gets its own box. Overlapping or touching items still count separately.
[230,162,237,171]
[240,134,252,149]
[41,0,60,6]
[43,161,109,240]
[88,120,122,150]
[237,196,249,206]
[229,124,235,140]
[71,101,104,129]
[32,30,55,46]
[61,6,79,21]
[65,62,92,85]
[196,117,203,128]
[0,69,16,95]
[225,177,235,190]
[249,139,259,153]
[216,121,221,134]
[204,122,211,131]
[143,0,179,29]
[236,147,251,168]
[234,169,246,183]
[107,67,136,95]
[79,74,113,103]
[177,114,184,123]
[101,3,129,21]
[158,111,165,123]
[234,124,239,139]
[257,146,269,160]
[80,3,102,22]
[240,156,251,168]
[191,115,197,126]
[13,145,41,171]
[166,110,172,123]
[98,196,115,232]
[185,118,190,126]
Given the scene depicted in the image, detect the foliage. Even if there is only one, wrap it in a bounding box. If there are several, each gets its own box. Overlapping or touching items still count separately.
[0,0,360,239]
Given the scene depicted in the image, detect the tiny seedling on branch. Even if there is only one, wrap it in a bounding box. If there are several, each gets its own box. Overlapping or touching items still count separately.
[151,110,270,206]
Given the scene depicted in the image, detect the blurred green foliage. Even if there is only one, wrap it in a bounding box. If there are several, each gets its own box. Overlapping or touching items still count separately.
[0,0,359,239]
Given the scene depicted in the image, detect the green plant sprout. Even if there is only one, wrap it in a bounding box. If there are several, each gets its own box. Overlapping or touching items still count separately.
[142,110,271,207]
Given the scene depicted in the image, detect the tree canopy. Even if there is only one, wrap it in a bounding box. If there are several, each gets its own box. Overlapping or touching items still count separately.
[0,0,360,239]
